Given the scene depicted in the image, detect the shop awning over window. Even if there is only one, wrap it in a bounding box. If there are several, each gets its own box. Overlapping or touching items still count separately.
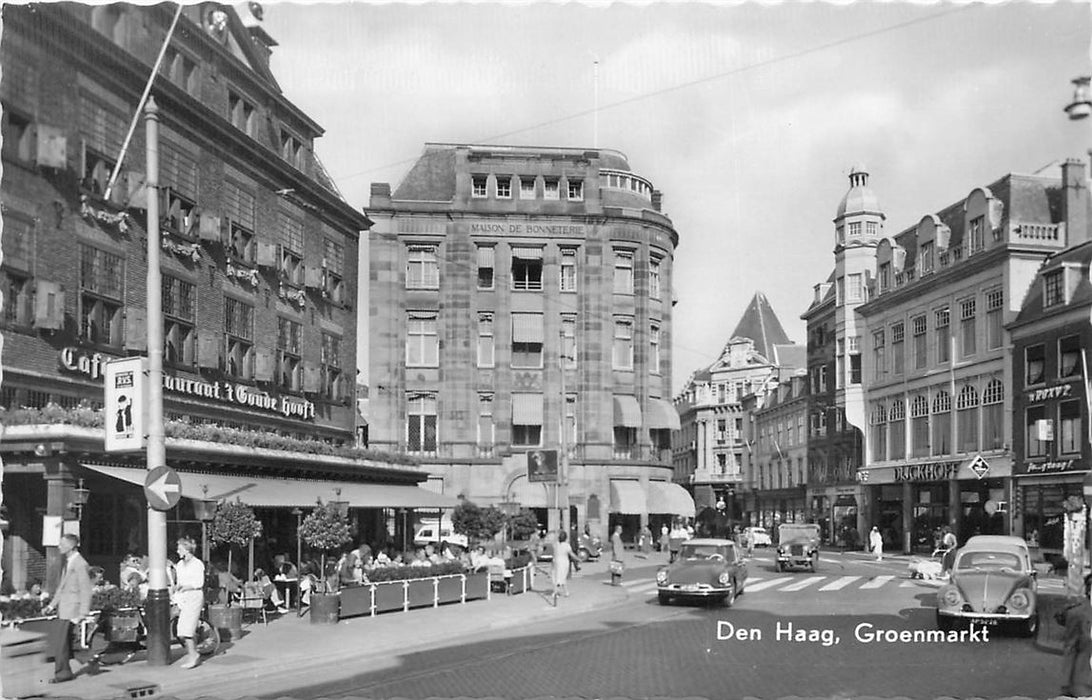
[609,479,647,515]
[80,463,461,509]
[511,313,544,343]
[507,476,550,508]
[510,246,543,260]
[613,395,642,428]
[645,398,681,431]
[834,495,857,507]
[646,481,695,517]
[511,393,544,424]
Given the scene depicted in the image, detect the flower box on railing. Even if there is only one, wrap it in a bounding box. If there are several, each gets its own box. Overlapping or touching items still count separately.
[103,608,141,642]
[337,570,494,620]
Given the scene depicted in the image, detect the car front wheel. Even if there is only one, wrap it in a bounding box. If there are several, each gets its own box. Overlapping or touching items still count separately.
[721,581,736,608]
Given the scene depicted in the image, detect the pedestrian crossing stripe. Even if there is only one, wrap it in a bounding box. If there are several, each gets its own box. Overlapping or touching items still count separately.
[742,577,793,592]
[859,575,894,589]
[818,575,860,591]
[779,577,824,592]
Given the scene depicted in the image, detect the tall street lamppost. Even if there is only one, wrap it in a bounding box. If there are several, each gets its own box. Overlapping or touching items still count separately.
[292,508,304,572]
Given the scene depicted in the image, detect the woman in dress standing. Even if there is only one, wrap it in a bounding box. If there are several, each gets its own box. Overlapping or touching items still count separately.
[173,536,206,669]
[869,526,884,562]
[551,531,580,604]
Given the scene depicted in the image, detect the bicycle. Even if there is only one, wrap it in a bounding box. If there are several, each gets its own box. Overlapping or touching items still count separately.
[77,600,220,666]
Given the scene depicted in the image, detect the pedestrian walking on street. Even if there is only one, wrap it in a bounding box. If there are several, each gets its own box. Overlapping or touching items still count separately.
[1058,574,1092,697]
[43,533,92,684]
[173,536,207,669]
[550,531,580,605]
[609,525,625,585]
[869,526,884,562]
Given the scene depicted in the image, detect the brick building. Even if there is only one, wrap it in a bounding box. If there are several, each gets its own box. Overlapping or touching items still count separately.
[0,3,450,591]
[747,372,810,532]
[367,144,690,540]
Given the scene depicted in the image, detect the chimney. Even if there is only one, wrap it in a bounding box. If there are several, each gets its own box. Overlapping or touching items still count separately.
[651,190,663,212]
[1062,158,1089,246]
[370,183,392,208]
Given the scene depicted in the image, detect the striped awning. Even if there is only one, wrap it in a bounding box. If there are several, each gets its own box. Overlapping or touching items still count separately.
[613,395,642,428]
[511,246,543,260]
[511,393,543,424]
[477,246,494,266]
[511,313,544,343]
[645,398,681,431]
[647,481,695,517]
[609,480,647,515]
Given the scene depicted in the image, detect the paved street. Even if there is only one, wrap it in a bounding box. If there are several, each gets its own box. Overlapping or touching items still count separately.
[292,550,1061,700]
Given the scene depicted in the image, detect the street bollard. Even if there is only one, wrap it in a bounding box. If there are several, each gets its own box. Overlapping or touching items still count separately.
[609,560,623,586]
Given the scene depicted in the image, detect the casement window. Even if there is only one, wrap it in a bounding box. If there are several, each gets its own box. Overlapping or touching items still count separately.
[1026,405,1047,458]
[873,330,886,380]
[847,273,863,303]
[960,298,976,358]
[649,323,661,373]
[223,296,254,378]
[931,390,951,456]
[919,242,934,275]
[407,394,438,454]
[888,398,906,459]
[567,180,583,201]
[559,247,577,292]
[612,317,634,370]
[1025,344,1046,387]
[2,271,34,327]
[968,216,984,253]
[613,250,634,294]
[79,96,125,198]
[982,379,1004,450]
[935,307,950,364]
[986,289,1004,350]
[320,333,343,401]
[79,244,124,346]
[323,238,346,303]
[224,181,257,263]
[477,313,495,367]
[160,140,200,238]
[228,90,256,136]
[848,336,861,385]
[407,312,439,367]
[649,257,662,300]
[277,317,303,391]
[912,315,927,370]
[511,312,544,368]
[471,175,488,198]
[613,426,637,459]
[495,177,512,199]
[878,263,890,293]
[910,394,930,458]
[891,322,905,376]
[866,221,878,237]
[561,314,577,369]
[543,178,560,200]
[847,222,861,238]
[511,394,543,447]
[956,385,980,453]
[519,176,536,199]
[1060,335,1081,378]
[1044,270,1065,308]
[162,275,196,365]
[477,394,494,453]
[279,130,305,170]
[871,405,887,462]
[278,213,305,286]
[477,245,495,290]
[1060,400,1081,455]
[511,247,543,291]
[407,245,440,289]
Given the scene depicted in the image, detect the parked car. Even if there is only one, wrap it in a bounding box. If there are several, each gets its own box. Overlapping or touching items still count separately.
[413,524,469,550]
[537,532,602,562]
[776,524,821,572]
[655,538,748,607]
[935,535,1038,637]
[743,527,771,548]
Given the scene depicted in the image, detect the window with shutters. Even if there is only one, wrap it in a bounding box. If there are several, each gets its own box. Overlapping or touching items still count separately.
[613,250,634,294]
[277,317,303,391]
[476,245,495,290]
[160,140,200,238]
[511,247,543,291]
[407,394,438,454]
[224,181,256,263]
[79,244,124,346]
[559,247,577,292]
[407,312,439,367]
[613,317,634,370]
[983,379,1004,450]
[935,307,950,364]
[407,245,440,289]
[79,96,126,198]
[223,297,254,379]
[477,313,495,367]
[957,385,980,453]
[321,333,343,401]
[279,213,305,286]
[932,390,951,456]
[162,275,196,365]
[511,312,544,368]
[323,238,346,303]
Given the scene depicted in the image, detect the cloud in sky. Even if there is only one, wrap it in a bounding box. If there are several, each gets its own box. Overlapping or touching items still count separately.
[263,1,1088,392]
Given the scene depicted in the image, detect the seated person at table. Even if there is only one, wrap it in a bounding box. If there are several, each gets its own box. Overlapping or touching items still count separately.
[440,543,457,562]
[89,566,115,594]
[298,563,319,606]
[272,554,297,580]
[247,569,288,613]
[374,549,392,566]
[470,545,491,572]
[409,549,430,567]
[425,544,442,565]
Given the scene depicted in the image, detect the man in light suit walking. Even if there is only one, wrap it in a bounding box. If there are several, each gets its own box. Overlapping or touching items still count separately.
[44,533,92,683]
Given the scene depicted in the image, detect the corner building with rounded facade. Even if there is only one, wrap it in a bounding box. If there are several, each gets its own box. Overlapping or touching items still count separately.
[368,144,689,539]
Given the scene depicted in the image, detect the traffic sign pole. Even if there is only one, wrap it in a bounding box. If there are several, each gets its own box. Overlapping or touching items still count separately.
[144,98,171,667]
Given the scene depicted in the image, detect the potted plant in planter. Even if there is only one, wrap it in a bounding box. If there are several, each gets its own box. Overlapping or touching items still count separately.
[207,500,261,639]
[298,500,351,624]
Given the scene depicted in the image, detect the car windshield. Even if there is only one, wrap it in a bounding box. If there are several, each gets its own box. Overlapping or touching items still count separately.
[779,527,818,540]
[956,551,1022,571]
[749,529,766,535]
[680,544,730,560]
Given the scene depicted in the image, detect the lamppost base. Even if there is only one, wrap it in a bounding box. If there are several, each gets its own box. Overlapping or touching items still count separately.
[144,588,172,666]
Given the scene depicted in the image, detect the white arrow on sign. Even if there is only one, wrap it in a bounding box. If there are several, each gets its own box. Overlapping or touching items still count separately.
[148,472,181,503]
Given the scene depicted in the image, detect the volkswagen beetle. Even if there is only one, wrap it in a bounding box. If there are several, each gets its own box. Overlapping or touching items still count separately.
[656,538,748,607]
[935,535,1038,637]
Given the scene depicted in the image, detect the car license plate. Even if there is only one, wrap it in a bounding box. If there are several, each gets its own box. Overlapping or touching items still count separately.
[683,584,700,592]
[974,618,999,626]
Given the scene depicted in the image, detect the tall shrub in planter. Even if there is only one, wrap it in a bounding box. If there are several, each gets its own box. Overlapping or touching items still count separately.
[298,500,352,592]
[452,500,506,543]
[208,500,262,599]
[508,509,540,540]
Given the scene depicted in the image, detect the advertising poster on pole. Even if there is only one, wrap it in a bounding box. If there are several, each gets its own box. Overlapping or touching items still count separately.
[104,356,148,452]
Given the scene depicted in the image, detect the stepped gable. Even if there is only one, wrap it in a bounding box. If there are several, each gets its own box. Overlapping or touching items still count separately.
[729,292,793,361]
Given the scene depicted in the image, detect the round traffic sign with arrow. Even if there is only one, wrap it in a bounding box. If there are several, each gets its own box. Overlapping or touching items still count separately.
[144,466,182,511]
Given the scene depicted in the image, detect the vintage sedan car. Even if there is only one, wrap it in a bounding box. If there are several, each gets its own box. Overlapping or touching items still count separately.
[935,535,1038,637]
[743,527,771,548]
[656,538,748,606]
[776,524,821,572]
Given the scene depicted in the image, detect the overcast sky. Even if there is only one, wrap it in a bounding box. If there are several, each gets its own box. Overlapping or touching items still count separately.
[261,1,1090,394]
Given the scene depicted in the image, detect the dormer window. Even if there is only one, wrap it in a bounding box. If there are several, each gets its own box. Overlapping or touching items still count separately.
[968,216,985,254]
[878,262,890,292]
[1044,269,1065,308]
[919,242,934,275]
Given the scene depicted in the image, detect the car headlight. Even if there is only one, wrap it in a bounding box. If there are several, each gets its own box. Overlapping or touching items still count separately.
[718,572,731,585]
[656,570,668,584]
[777,548,785,555]
[1007,589,1032,611]
[940,587,962,607]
